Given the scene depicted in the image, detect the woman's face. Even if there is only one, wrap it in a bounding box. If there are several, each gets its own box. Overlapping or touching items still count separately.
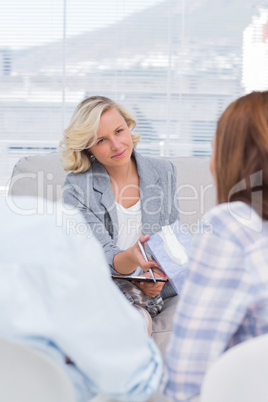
[210,137,216,181]
[89,107,133,172]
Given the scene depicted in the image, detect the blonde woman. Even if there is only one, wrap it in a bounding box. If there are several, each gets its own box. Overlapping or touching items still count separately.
[60,96,179,331]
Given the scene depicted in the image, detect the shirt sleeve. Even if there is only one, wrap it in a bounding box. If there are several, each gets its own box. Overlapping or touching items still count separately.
[161,216,251,401]
[52,222,162,401]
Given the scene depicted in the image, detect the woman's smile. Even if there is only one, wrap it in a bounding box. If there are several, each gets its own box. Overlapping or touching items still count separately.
[111,149,127,159]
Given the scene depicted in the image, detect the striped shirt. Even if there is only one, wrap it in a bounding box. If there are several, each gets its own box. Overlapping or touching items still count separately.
[162,201,268,401]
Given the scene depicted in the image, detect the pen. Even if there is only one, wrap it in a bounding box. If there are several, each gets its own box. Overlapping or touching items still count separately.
[138,240,156,283]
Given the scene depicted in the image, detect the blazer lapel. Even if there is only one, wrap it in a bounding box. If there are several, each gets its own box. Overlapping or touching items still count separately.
[92,162,119,240]
[134,152,162,234]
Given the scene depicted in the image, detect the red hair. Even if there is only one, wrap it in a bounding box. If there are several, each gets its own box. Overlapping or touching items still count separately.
[215,91,268,219]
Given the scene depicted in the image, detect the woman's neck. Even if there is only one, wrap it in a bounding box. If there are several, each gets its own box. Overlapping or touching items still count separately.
[107,157,140,207]
[106,157,137,185]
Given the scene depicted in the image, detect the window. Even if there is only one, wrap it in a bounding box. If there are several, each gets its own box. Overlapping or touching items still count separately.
[0,0,267,192]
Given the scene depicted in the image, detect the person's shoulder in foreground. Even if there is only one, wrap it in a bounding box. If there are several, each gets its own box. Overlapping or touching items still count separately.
[0,196,162,402]
[161,201,268,401]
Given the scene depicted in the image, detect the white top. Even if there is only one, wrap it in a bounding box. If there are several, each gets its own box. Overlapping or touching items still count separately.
[116,200,142,250]
[0,197,162,402]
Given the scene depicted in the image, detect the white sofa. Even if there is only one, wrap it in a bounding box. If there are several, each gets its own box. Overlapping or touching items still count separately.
[8,152,216,355]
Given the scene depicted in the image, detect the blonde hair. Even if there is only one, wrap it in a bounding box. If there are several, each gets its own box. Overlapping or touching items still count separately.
[59,96,140,173]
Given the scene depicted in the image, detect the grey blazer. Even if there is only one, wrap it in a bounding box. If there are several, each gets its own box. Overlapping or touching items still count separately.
[64,151,179,273]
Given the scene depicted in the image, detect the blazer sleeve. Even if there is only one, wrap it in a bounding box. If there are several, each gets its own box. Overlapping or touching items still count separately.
[63,175,122,272]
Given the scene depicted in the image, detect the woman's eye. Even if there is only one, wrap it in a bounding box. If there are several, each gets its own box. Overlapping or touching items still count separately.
[116,129,123,134]
[97,138,105,145]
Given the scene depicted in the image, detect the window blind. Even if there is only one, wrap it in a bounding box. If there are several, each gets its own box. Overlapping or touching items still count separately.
[0,0,266,191]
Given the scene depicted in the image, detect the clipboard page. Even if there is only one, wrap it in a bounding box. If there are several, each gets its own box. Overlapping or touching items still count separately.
[146,220,192,294]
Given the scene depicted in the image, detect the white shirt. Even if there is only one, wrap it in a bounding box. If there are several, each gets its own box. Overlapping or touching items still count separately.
[116,200,143,275]
[0,197,162,402]
[116,200,142,250]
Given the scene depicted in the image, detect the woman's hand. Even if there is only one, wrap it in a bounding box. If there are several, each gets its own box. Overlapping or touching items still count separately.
[113,234,159,275]
[133,267,168,298]
[132,234,160,271]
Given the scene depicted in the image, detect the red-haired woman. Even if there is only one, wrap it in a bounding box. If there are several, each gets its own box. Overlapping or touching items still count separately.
[163,91,268,401]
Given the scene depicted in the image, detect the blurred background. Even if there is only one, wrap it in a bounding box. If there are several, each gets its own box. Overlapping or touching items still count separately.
[1,0,267,194]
